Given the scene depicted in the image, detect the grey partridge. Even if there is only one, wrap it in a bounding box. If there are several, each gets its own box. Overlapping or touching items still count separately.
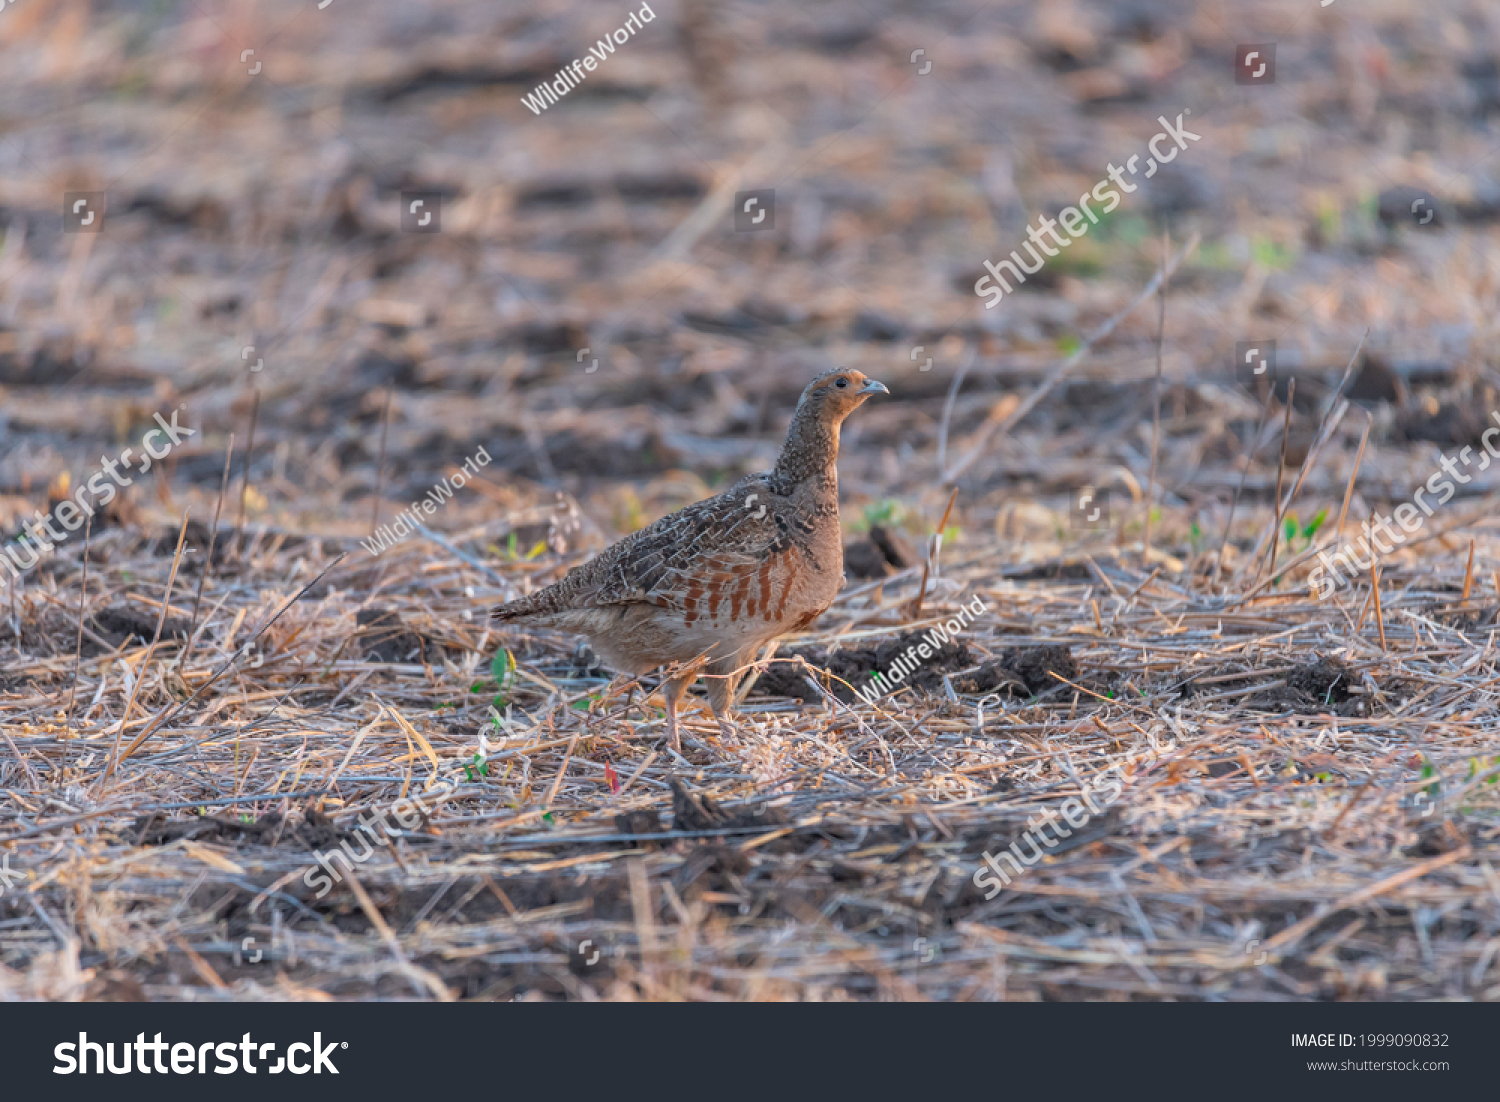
[492,368,888,752]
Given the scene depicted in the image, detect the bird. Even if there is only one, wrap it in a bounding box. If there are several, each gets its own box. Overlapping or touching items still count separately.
[492,368,889,753]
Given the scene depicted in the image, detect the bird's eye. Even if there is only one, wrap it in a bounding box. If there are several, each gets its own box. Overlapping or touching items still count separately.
[835,378,848,388]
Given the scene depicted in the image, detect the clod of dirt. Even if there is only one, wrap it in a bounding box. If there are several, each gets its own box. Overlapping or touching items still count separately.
[670,779,787,833]
[1284,656,1353,706]
[146,518,227,564]
[129,808,343,849]
[952,645,1078,697]
[751,629,975,703]
[843,524,913,580]
[673,843,753,894]
[84,970,148,1002]
[849,311,905,342]
[614,810,665,837]
[1395,401,1488,448]
[1002,560,1096,582]
[93,606,190,647]
[844,541,886,580]
[1404,819,1470,858]
[1436,605,1499,632]
[1346,354,1406,404]
[355,608,426,663]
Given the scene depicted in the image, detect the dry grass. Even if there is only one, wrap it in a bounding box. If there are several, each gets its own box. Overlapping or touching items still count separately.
[3,0,1500,1001]
[2,486,1499,1000]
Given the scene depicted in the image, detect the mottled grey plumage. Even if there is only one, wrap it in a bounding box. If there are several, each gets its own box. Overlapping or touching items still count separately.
[492,368,888,751]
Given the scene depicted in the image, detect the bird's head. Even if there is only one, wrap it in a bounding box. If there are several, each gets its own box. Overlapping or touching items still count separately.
[797,368,890,425]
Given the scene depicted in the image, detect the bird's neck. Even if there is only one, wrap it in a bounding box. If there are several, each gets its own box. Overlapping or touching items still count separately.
[772,411,841,494]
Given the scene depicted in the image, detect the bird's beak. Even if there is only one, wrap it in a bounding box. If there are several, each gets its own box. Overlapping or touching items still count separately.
[859,379,890,396]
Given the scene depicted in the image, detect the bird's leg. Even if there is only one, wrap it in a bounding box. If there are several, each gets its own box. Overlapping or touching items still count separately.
[733,642,778,705]
[661,673,691,755]
[705,655,745,739]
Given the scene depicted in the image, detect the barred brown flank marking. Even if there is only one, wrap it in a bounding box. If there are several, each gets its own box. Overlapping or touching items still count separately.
[773,559,794,621]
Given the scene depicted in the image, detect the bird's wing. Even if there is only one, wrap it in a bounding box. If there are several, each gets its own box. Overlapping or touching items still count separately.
[586,477,790,613]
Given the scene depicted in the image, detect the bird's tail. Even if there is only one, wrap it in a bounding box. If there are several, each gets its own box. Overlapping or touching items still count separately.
[491,593,545,622]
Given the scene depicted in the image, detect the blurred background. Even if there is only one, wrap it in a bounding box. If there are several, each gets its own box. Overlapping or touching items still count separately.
[2,0,1499,582]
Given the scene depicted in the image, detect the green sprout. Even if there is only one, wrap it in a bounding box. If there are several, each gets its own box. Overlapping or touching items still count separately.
[463,752,490,781]
[570,691,603,712]
[471,649,517,710]
[861,498,905,530]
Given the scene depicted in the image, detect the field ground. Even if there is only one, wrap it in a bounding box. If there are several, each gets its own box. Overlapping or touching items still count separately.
[2,0,1500,999]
